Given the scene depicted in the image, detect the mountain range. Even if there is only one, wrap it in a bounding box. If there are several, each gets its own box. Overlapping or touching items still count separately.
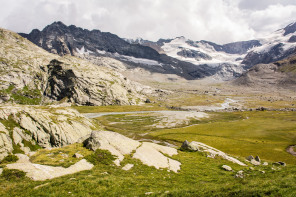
[20,21,296,81]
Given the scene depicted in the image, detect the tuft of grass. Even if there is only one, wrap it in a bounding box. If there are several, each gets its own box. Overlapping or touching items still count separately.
[30,143,93,168]
[0,154,18,164]
[22,140,41,151]
[85,149,116,165]
[1,169,26,181]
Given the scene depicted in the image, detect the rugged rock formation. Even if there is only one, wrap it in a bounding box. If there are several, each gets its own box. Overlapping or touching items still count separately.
[0,105,96,159]
[181,140,246,166]
[233,54,296,90]
[84,131,181,172]
[0,28,150,106]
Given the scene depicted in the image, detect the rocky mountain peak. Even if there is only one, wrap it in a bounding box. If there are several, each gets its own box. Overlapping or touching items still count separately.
[284,22,296,36]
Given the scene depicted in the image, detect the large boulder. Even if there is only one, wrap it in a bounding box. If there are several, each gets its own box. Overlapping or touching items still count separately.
[133,142,180,173]
[84,131,181,172]
[84,131,141,166]
[181,140,246,166]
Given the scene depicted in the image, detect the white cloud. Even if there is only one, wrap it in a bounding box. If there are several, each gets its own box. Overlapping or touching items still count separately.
[0,0,295,44]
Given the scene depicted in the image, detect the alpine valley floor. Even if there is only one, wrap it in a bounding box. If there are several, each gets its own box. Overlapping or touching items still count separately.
[1,80,296,197]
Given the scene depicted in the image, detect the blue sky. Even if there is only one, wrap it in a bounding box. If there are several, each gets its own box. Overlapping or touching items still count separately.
[0,0,296,44]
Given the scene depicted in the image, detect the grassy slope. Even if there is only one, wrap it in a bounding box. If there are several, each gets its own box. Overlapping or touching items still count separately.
[1,148,296,197]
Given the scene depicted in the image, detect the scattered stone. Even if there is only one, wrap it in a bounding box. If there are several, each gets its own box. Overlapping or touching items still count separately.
[249,167,255,170]
[122,164,134,171]
[222,165,232,171]
[145,192,154,195]
[255,156,261,162]
[246,155,254,161]
[207,153,215,158]
[0,168,3,175]
[101,172,109,175]
[235,170,244,178]
[273,162,286,166]
[73,153,83,158]
[250,159,261,166]
[260,170,265,174]
[262,162,268,166]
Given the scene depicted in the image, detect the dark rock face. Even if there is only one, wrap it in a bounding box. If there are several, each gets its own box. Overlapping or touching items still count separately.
[177,48,212,60]
[191,40,261,55]
[242,44,296,69]
[288,35,296,43]
[44,59,76,101]
[20,21,160,60]
[284,22,296,36]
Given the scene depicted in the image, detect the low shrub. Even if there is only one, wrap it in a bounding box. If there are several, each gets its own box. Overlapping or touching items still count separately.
[0,154,18,164]
[1,169,26,180]
[85,149,116,165]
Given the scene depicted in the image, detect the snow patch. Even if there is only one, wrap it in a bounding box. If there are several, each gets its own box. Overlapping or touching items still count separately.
[76,46,93,55]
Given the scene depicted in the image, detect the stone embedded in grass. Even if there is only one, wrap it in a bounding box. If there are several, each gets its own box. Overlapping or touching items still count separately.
[0,168,3,175]
[133,142,181,173]
[6,154,94,181]
[235,170,244,178]
[122,163,134,171]
[262,162,268,166]
[246,155,254,161]
[273,162,286,166]
[222,165,232,171]
[73,153,83,158]
[181,141,246,166]
[255,156,261,162]
[250,159,261,166]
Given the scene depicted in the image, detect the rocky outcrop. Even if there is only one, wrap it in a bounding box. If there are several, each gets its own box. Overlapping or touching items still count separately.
[0,28,149,106]
[181,140,246,166]
[84,131,181,172]
[6,154,93,181]
[0,105,96,159]
[177,48,212,60]
[84,130,140,166]
[242,45,296,69]
[233,54,296,90]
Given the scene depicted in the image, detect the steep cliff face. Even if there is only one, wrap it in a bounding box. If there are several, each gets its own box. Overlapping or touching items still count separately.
[0,28,150,106]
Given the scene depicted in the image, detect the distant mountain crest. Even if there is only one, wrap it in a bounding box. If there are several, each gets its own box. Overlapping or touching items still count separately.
[284,22,296,36]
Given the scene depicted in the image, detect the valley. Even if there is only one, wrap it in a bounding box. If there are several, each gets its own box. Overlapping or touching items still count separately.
[0,20,296,197]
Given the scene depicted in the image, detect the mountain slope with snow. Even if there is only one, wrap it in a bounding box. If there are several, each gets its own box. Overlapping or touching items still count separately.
[19,21,296,81]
